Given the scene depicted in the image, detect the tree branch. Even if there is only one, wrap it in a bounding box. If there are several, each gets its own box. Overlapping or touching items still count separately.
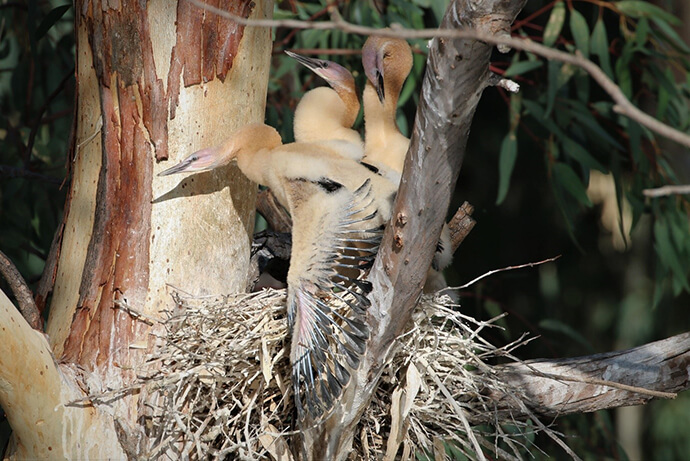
[448,201,477,252]
[643,184,690,197]
[187,0,690,150]
[0,249,42,330]
[483,332,690,420]
[0,289,125,458]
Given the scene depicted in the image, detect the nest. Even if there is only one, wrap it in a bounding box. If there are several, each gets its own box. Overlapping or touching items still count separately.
[133,289,567,460]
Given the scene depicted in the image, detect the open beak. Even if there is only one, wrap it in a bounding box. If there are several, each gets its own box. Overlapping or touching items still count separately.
[158,146,221,177]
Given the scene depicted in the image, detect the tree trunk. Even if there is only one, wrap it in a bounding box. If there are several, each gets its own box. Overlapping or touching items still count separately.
[1,0,273,458]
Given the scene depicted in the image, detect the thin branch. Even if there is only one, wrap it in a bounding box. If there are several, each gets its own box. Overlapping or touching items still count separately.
[0,165,63,184]
[25,69,75,163]
[532,371,677,400]
[187,0,690,149]
[443,256,561,292]
[272,48,361,56]
[642,184,690,197]
[0,249,42,330]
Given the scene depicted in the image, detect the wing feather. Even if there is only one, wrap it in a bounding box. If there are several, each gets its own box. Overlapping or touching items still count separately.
[286,178,384,420]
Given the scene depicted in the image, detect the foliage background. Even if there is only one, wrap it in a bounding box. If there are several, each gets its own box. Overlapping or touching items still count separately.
[1,0,689,458]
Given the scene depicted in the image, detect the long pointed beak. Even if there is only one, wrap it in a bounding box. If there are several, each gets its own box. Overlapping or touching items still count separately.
[158,146,221,177]
[285,50,336,85]
[285,50,326,72]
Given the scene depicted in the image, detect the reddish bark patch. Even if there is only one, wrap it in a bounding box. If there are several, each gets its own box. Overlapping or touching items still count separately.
[62,0,255,369]
[62,5,154,369]
[167,0,255,120]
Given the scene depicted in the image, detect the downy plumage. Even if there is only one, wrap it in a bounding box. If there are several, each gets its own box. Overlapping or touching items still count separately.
[158,124,396,419]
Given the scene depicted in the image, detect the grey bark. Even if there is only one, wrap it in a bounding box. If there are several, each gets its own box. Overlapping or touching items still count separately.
[483,331,690,421]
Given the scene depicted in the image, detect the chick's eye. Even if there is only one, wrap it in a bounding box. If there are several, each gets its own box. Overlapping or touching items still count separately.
[322,62,329,68]
[191,155,198,162]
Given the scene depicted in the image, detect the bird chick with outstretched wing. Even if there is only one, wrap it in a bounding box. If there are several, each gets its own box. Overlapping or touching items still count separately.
[158,124,393,420]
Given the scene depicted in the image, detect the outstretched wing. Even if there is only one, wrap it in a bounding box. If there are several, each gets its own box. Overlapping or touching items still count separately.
[285,178,384,420]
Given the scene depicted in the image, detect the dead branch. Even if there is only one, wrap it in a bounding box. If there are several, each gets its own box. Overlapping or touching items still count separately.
[447,256,560,292]
[484,332,690,420]
[188,0,690,150]
[448,201,476,252]
[643,184,690,197]
[257,189,293,233]
[0,249,41,330]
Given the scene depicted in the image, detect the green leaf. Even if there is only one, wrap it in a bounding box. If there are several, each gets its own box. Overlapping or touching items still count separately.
[545,60,560,116]
[626,120,646,169]
[551,179,581,247]
[566,101,625,150]
[569,8,590,58]
[504,60,543,77]
[540,319,595,353]
[616,1,681,26]
[654,219,690,291]
[561,137,607,173]
[657,71,671,121]
[552,162,593,207]
[543,1,566,48]
[35,5,72,40]
[496,132,518,205]
[616,43,634,98]
[523,99,567,139]
[634,17,650,46]
[272,8,297,20]
[650,17,690,53]
[591,19,614,78]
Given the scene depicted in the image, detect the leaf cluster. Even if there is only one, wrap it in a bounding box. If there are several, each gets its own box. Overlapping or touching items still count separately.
[497,0,690,301]
[0,1,73,286]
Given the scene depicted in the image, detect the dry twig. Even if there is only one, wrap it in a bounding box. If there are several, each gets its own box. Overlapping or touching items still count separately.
[643,184,690,198]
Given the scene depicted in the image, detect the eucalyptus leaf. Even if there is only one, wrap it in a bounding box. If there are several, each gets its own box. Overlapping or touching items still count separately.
[496,132,518,205]
[591,19,613,78]
[504,60,543,78]
[616,1,681,26]
[552,162,593,207]
[650,17,690,53]
[543,1,566,48]
[561,137,607,173]
[569,9,590,58]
